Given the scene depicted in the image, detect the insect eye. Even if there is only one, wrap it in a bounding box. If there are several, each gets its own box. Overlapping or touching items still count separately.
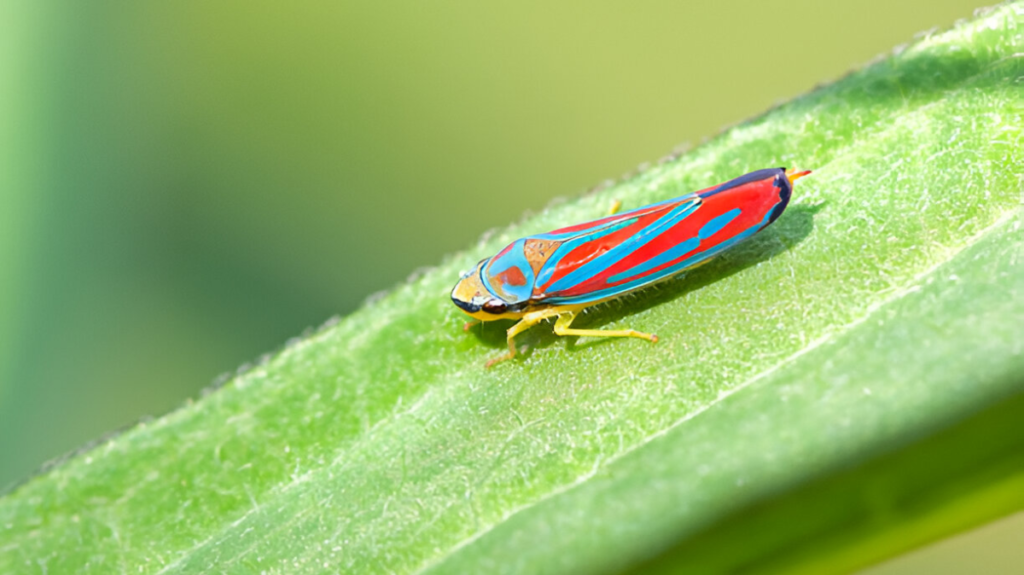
[482,300,508,314]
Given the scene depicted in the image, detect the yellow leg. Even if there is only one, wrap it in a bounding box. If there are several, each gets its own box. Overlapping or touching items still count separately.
[485,308,564,368]
[462,319,480,332]
[552,311,658,343]
[607,199,622,216]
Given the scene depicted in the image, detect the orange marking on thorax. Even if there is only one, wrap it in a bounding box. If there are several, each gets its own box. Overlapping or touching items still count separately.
[499,266,527,286]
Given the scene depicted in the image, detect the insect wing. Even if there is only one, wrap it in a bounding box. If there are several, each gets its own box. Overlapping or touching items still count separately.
[478,195,697,305]
[530,196,702,302]
[536,170,788,305]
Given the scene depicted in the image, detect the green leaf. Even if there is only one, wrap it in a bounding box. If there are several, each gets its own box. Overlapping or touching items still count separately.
[2,4,1023,573]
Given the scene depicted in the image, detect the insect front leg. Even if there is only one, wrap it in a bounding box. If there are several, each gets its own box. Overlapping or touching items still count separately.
[486,308,563,368]
[552,311,659,344]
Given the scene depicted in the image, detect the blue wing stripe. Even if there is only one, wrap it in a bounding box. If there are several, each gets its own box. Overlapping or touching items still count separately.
[607,208,741,284]
[534,217,640,286]
[544,210,771,305]
[543,199,701,293]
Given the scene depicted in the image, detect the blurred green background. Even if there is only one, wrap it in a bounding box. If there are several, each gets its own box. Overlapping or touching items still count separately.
[2,0,1017,570]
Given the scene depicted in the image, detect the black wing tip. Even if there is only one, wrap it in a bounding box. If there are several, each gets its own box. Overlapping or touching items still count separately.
[767,170,794,225]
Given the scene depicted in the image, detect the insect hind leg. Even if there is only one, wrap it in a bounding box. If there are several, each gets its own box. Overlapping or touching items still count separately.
[553,311,658,343]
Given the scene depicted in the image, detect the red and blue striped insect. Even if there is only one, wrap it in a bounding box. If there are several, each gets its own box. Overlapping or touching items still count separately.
[451,167,811,367]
